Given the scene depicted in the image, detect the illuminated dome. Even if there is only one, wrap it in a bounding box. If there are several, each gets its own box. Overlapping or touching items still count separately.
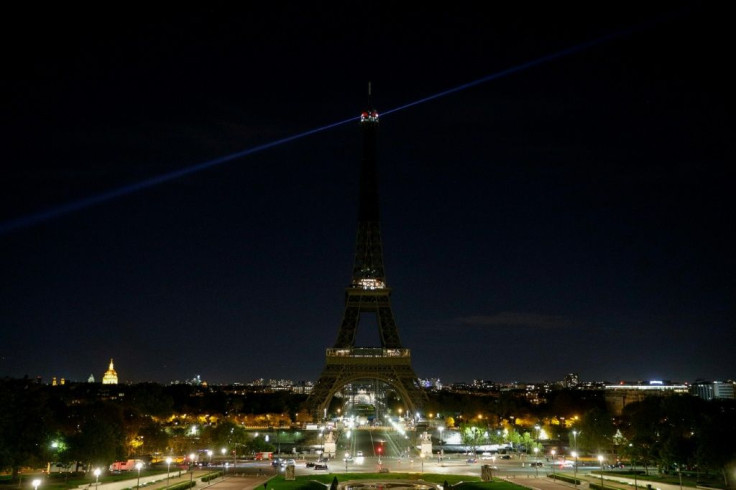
[102,358,118,385]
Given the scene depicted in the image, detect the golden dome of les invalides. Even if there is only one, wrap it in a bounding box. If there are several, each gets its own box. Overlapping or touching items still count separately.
[102,358,118,385]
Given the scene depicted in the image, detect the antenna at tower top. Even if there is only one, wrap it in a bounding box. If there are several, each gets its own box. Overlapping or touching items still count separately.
[360,82,379,123]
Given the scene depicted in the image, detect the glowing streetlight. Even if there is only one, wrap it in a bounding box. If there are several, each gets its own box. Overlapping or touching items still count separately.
[438,426,445,464]
[598,455,605,488]
[135,462,143,489]
[166,457,172,485]
[572,430,578,452]
[32,479,41,490]
[188,454,195,486]
[93,468,101,490]
[572,451,578,486]
[551,450,556,480]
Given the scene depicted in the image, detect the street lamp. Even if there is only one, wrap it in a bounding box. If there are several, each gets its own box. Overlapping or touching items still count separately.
[598,455,604,489]
[188,454,195,486]
[421,453,425,474]
[93,468,101,490]
[551,450,556,480]
[32,479,41,490]
[135,462,143,489]
[571,451,578,487]
[533,447,539,477]
[438,427,444,464]
[166,457,172,486]
[572,430,578,453]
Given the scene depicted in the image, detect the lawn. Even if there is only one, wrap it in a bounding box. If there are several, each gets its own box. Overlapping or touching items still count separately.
[258,472,524,489]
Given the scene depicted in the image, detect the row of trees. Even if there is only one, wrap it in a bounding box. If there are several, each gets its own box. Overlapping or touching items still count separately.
[458,424,541,457]
[0,379,301,479]
[433,390,736,486]
[2,378,735,486]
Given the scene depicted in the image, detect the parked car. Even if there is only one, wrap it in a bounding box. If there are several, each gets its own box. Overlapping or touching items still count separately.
[305,462,315,468]
[467,458,478,463]
[314,463,328,470]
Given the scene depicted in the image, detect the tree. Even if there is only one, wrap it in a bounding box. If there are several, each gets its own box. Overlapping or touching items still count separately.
[620,397,661,472]
[201,421,248,452]
[137,421,170,455]
[0,379,53,479]
[459,423,484,456]
[695,400,736,486]
[577,407,615,455]
[67,401,126,469]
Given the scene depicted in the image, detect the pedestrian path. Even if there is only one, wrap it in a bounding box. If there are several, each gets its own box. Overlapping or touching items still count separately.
[501,473,697,490]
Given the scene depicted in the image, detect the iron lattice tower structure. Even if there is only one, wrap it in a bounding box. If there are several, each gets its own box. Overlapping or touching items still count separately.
[307,103,427,418]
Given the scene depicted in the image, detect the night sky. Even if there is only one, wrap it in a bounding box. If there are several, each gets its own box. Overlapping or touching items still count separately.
[1,3,733,385]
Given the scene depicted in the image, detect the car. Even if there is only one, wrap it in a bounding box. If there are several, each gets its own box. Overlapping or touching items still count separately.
[500,455,511,460]
[379,467,390,473]
[343,456,353,462]
[314,463,328,470]
[286,459,296,466]
[305,462,315,468]
[467,458,478,463]
[356,451,363,457]
[530,462,543,467]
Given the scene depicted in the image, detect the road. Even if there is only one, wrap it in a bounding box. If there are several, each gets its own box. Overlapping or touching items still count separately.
[118,429,698,490]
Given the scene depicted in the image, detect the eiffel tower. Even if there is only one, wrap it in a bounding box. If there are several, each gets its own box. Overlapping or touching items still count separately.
[307,97,427,418]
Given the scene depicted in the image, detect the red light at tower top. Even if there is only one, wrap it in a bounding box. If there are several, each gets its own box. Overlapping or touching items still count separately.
[361,110,379,123]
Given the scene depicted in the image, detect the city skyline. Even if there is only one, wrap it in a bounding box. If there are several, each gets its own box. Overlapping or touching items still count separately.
[1,4,733,384]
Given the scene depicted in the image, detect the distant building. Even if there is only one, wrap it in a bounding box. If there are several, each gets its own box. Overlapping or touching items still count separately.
[691,380,734,400]
[605,380,689,414]
[102,358,119,384]
[563,373,580,388]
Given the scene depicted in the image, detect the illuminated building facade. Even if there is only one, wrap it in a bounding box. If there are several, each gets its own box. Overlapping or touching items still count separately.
[102,358,119,384]
[691,380,735,400]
